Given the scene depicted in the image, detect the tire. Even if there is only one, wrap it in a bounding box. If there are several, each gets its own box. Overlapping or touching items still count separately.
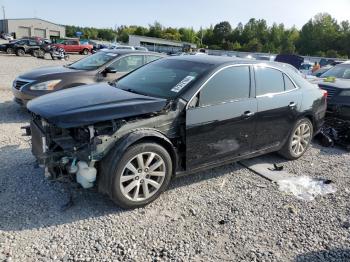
[32,50,39,57]
[106,142,173,209]
[6,47,13,54]
[16,49,25,56]
[279,118,313,160]
[82,48,89,55]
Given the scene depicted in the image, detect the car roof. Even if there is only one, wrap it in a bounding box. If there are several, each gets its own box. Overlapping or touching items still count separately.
[100,49,164,56]
[166,55,292,70]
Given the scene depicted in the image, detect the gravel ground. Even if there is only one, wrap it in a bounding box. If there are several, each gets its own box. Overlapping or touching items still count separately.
[0,55,350,261]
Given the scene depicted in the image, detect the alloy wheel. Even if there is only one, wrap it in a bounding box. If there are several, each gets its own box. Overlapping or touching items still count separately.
[291,123,311,156]
[119,152,166,202]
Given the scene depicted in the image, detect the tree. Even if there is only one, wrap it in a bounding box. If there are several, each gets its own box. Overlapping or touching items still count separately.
[213,21,232,44]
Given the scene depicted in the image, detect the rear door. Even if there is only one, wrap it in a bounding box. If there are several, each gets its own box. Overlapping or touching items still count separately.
[186,65,257,169]
[253,66,302,150]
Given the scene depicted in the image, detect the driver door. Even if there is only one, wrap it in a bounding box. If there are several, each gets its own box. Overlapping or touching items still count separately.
[186,66,257,169]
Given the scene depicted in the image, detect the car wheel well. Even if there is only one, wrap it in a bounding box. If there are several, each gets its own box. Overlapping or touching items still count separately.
[130,136,177,175]
[302,114,315,131]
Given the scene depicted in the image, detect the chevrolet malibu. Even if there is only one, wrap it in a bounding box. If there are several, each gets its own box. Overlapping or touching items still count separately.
[26,56,327,209]
[12,49,165,106]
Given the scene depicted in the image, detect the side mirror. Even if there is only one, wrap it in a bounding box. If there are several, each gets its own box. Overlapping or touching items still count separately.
[104,67,117,74]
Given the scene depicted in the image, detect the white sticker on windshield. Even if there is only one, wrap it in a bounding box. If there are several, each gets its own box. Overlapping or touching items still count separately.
[106,53,119,57]
[171,76,195,93]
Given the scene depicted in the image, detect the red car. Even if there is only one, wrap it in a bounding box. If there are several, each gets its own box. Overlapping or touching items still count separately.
[53,39,93,55]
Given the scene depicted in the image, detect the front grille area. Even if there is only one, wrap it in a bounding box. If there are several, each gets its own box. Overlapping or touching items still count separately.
[318,85,339,99]
[14,80,30,90]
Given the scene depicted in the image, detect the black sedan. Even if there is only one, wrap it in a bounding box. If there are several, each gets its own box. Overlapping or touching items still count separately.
[12,50,165,106]
[316,61,350,120]
[27,56,327,209]
[0,38,42,55]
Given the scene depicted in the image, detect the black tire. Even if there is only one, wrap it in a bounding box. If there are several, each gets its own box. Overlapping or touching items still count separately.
[279,118,313,160]
[82,48,89,55]
[16,49,25,56]
[6,47,13,54]
[105,142,173,209]
[32,50,39,57]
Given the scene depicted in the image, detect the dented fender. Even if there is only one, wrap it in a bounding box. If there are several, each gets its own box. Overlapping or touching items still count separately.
[97,128,178,196]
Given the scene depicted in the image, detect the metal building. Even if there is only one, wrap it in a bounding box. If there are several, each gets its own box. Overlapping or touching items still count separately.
[128,35,197,53]
[0,18,65,39]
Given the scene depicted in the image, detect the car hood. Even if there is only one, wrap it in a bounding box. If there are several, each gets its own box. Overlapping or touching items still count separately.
[18,66,85,80]
[314,78,350,89]
[27,83,168,128]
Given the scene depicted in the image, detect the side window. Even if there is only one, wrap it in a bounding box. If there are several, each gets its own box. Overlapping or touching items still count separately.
[283,74,296,91]
[145,55,162,64]
[109,55,144,72]
[255,67,284,96]
[199,66,250,107]
[29,40,37,46]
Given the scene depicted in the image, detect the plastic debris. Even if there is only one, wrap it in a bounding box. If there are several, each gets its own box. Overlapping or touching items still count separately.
[277,176,337,201]
[268,163,284,171]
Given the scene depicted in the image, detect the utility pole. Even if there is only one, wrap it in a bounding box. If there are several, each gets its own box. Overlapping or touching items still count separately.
[2,6,5,20]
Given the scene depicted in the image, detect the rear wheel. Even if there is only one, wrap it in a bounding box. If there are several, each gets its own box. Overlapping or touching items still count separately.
[16,49,25,56]
[107,142,173,209]
[82,48,89,55]
[279,118,313,160]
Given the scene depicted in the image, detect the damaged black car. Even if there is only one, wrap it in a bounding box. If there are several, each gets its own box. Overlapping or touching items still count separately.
[26,56,327,208]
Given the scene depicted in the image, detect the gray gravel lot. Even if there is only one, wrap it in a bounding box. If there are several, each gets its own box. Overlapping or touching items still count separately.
[0,54,350,261]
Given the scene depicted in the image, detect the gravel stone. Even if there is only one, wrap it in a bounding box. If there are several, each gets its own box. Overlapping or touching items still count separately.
[0,53,350,261]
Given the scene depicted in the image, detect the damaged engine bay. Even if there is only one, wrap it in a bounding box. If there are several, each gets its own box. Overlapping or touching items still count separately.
[26,99,186,190]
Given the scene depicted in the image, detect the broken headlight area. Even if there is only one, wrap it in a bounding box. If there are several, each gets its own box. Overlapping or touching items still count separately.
[28,114,109,188]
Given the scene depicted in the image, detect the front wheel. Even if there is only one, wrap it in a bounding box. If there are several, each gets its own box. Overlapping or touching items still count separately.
[16,49,25,56]
[82,48,89,55]
[6,47,14,54]
[279,118,313,160]
[108,143,173,209]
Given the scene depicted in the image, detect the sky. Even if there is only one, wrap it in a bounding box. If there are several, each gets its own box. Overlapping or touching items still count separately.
[0,0,349,30]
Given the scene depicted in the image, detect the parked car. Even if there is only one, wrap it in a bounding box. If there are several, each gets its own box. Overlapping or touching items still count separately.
[26,56,327,208]
[0,38,42,55]
[1,33,14,41]
[312,65,333,78]
[12,50,165,105]
[299,62,313,75]
[134,46,148,51]
[315,61,350,120]
[52,39,93,55]
[275,54,304,70]
[109,45,135,50]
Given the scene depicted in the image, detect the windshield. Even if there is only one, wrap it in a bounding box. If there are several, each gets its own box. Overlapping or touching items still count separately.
[321,64,350,79]
[115,59,214,99]
[68,51,119,70]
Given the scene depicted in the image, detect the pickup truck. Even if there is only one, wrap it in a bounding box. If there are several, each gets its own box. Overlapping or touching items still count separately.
[53,39,93,55]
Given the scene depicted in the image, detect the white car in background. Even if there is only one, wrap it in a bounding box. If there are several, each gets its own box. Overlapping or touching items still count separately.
[1,33,14,41]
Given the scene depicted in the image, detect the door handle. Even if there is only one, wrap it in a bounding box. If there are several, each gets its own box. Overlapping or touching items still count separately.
[242,111,255,119]
[289,102,297,108]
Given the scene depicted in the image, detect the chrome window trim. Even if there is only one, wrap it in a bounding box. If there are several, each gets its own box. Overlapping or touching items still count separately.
[186,64,252,110]
[186,63,301,110]
[254,65,300,98]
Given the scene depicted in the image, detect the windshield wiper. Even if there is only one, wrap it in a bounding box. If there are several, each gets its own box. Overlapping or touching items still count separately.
[124,88,146,96]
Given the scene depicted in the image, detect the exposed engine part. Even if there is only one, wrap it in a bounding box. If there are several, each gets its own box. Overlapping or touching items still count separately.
[316,117,350,150]
[76,161,97,189]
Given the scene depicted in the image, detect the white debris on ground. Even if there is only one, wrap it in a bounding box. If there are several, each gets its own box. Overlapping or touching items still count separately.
[277,176,337,201]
